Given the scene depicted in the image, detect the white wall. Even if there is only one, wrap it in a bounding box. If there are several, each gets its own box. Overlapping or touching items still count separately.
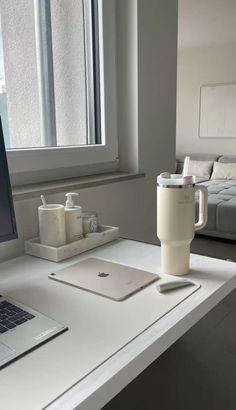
[176,0,236,156]
[0,0,178,263]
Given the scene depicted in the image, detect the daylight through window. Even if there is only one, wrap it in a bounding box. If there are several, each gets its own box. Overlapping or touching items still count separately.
[0,0,100,150]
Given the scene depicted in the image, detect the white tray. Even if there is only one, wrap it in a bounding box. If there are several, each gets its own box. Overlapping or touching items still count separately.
[25,225,119,262]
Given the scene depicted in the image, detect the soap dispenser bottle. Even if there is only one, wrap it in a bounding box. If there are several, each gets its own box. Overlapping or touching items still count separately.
[65,192,83,243]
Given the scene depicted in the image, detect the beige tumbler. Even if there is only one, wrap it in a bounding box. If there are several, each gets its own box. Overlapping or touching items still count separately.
[157,173,208,276]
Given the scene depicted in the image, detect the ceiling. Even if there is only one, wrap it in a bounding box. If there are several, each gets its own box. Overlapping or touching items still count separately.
[178,0,236,49]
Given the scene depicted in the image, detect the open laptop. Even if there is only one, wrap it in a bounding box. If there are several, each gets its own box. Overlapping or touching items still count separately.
[0,118,67,369]
[0,294,67,369]
[49,257,160,301]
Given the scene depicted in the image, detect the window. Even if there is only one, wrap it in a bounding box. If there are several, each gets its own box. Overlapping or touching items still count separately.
[0,0,118,185]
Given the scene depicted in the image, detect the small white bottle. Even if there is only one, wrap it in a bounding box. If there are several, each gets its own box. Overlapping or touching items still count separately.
[65,192,83,243]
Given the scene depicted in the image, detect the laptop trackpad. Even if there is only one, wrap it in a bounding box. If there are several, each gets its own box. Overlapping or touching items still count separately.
[0,342,15,362]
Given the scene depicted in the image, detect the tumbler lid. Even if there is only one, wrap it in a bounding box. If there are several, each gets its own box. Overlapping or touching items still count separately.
[157,172,195,187]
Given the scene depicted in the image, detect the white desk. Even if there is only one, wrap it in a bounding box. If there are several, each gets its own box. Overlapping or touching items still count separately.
[0,239,235,410]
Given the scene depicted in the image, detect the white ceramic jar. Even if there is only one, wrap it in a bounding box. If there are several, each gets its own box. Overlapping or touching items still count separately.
[38,204,66,247]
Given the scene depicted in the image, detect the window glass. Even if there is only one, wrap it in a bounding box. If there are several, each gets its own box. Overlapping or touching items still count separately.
[1,0,42,148]
[0,16,9,148]
[51,0,87,147]
[0,0,99,150]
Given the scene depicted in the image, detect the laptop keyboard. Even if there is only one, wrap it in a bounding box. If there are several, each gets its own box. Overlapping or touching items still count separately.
[0,301,35,334]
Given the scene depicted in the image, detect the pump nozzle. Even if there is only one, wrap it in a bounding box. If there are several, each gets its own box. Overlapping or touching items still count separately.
[65,192,79,208]
[183,156,190,177]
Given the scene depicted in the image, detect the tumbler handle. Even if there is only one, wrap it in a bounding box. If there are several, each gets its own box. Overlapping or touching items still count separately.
[194,185,208,231]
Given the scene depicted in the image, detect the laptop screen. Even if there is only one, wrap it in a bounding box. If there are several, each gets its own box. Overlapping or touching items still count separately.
[0,117,17,242]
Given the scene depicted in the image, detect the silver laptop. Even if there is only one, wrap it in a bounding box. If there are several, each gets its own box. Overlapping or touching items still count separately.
[0,294,67,368]
[49,257,160,300]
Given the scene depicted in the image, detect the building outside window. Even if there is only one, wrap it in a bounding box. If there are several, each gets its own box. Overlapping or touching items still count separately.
[0,0,118,184]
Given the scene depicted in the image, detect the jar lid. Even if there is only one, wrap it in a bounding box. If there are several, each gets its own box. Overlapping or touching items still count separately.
[157,172,195,187]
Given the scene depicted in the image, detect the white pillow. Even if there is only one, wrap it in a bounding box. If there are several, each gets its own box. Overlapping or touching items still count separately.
[211,162,236,180]
[187,159,213,178]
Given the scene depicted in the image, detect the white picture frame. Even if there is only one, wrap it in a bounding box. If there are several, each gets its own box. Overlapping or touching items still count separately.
[199,82,236,138]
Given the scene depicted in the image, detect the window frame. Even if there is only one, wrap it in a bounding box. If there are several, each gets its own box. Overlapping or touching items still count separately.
[5,0,118,186]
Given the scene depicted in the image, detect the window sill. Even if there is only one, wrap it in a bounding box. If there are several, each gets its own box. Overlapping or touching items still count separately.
[12,172,145,201]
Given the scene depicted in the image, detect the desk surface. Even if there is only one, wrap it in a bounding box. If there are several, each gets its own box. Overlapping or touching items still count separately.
[0,239,235,410]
